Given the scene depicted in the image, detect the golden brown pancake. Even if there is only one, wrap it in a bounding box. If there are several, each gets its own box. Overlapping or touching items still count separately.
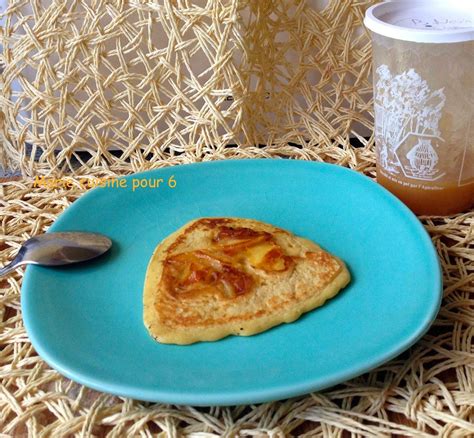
[143,218,350,344]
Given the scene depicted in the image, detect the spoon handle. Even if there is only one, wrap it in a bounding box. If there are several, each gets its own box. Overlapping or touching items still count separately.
[0,261,21,278]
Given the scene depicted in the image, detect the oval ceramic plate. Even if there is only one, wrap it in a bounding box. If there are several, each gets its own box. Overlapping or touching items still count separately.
[22,160,442,405]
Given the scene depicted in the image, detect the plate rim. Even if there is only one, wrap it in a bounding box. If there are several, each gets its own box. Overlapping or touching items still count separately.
[21,159,443,405]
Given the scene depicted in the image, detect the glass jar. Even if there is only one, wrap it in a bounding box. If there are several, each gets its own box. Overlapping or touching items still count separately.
[365,0,474,215]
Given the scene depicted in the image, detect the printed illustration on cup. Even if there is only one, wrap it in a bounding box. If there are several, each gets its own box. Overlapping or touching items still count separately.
[374,65,446,181]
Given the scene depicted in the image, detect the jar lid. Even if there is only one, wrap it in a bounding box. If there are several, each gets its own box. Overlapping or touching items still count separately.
[364,0,474,43]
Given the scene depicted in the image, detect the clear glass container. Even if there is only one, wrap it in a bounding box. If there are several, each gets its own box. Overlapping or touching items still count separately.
[365,1,474,215]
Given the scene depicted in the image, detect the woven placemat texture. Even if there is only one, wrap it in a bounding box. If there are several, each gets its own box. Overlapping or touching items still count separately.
[1,160,474,437]
[1,0,374,176]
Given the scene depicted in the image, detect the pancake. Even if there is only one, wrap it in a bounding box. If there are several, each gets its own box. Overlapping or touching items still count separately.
[143,218,350,344]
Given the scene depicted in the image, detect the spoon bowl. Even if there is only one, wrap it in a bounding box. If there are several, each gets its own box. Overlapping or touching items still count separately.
[0,232,112,277]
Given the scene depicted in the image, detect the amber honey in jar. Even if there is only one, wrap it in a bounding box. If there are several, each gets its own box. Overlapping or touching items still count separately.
[365,1,474,215]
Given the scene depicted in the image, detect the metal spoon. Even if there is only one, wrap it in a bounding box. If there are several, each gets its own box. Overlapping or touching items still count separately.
[0,232,112,277]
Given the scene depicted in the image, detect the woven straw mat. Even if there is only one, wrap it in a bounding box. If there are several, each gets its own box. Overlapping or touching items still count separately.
[1,0,473,436]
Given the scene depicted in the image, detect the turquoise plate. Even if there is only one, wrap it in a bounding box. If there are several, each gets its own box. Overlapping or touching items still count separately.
[22,159,442,405]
